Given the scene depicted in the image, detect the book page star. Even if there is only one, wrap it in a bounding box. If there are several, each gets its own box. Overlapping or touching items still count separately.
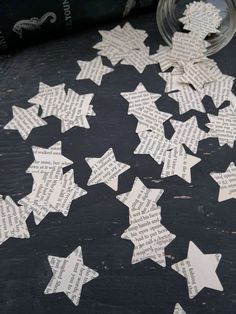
[4,105,47,140]
[86,148,130,191]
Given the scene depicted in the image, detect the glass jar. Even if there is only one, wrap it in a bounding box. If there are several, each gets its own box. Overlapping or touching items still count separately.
[156,0,236,55]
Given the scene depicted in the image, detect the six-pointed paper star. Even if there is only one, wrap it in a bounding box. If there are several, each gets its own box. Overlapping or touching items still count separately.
[44,246,99,306]
[76,56,114,85]
[4,105,47,140]
[171,241,223,299]
[210,162,236,202]
[86,148,130,191]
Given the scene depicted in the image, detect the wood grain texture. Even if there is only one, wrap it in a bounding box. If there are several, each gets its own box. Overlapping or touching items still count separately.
[0,12,236,314]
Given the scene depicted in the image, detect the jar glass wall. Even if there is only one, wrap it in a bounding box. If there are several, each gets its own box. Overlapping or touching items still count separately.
[156,0,236,55]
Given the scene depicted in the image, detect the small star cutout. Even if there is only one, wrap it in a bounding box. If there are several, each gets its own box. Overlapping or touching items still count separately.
[171,241,223,299]
[44,246,99,306]
[173,303,186,314]
[4,105,47,140]
[76,56,114,85]
[210,162,236,202]
[86,148,130,191]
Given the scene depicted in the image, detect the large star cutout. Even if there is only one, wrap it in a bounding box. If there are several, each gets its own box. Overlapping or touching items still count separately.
[161,145,201,183]
[76,56,114,86]
[28,82,66,118]
[4,105,47,140]
[44,246,99,306]
[171,241,223,299]
[122,206,176,266]
[0,195,30,245]
[173,303,186,314]
[61,88,95,132]
[134,130,171,165]
[121,47,156,73]
[86,148,130,191]
[210,162,236,202]
[170,116,209,154]
[168,86,205,114]
[116,177,164,223]
[206,107,236,148]
[26,141,73,174]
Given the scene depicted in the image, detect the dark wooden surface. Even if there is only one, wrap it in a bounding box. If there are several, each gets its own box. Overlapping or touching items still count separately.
[0,12,236,314]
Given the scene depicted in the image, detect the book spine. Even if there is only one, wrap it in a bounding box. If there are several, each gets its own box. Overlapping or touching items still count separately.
[0,0,157,53]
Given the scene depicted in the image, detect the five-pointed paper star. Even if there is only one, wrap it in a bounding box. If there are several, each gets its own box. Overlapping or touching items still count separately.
[171,241,223,299]
[173,303,186,314]
[116,177,164,223]
[122,205,176,266]
[121,47,156,73]
[210,162,236,202]
[44,246,99,306]
[86,148,130,191]
[169,86,205,114]
[4,105,47,140]
[28,82,66,118]
[60,88,95,132]
[207,107,236,148]
[161,145,201,183]
[134,130,171,165]
[76,56,114,85]
[170,116,209,154]
[26,141,73,174]
[0,195,30,245]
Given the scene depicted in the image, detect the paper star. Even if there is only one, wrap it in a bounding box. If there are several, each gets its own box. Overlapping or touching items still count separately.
[169,86,205,114]
[28,82,66,118]
[151,45,176,72]
[134,130,171,165]
[210,162,236,202]
[206,107,236,148]
[161,145,201,183]
[121,47,156,73]
[171,241,223,299]
[203,75,235,108]
[76,56,114,86]
[0,195,30,245]
[4,105,47,140]
[159,72,187,93]
[26,141,73,174]
[44,246,99,306]
[170,116,209,154]
[116,177,164,223]
[122,206,176,266]
[86,148,130,191]
[173,303,186,314]
[60,88,95,132]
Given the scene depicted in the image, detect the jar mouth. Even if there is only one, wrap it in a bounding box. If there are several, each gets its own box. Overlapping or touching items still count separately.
[156,0,236,56]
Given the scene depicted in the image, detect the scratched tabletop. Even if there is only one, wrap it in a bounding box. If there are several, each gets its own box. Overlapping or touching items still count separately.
[0,12,236,314]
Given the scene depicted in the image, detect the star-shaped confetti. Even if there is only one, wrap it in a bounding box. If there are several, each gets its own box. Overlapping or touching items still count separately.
[168,86,205,114]
[116,177,164,223]
[173,303,186,314]
[152,45,176,72]
[60,88,95,132]
[122,205,176,266]
[171,241,223,299]
[0,195,30,245]
[170,117,209,154]
[44,246,99,306]
[134,130,171,165]
[26,141,73,174]
[4,105,47,140]
[159,71,187,93]
[206,107,236,148]
[161,145,201,183]
[76,56,114,85]
[210,162,236,202]
[86,148,130,191]
[121,47,156,73]
[28,82,66,118]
